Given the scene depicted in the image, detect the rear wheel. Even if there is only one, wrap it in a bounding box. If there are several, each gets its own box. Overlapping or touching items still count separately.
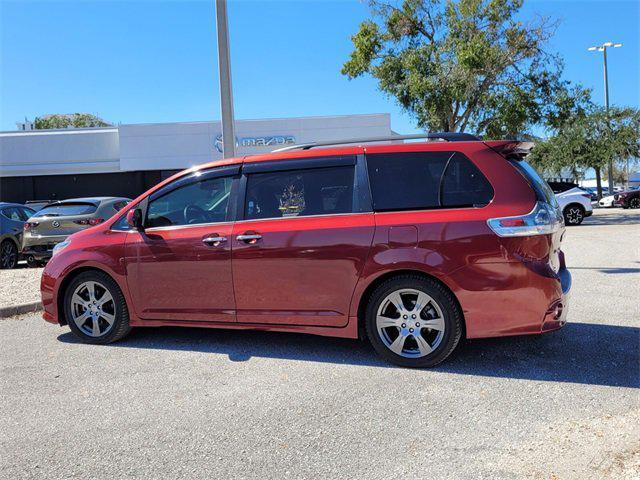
[64,271,131,344]
[0,240,18,269]
[26,255,46,268]
[365,275,462,368]
[563,204,585,226]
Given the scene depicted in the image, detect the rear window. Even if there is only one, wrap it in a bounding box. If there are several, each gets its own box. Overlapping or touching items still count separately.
[36,203,97,217]
[366,151,493,211]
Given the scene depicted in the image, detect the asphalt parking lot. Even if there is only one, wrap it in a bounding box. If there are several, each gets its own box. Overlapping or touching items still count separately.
[1,208,638,479]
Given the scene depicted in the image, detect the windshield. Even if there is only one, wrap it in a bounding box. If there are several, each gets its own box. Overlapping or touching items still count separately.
[37,202,97,217]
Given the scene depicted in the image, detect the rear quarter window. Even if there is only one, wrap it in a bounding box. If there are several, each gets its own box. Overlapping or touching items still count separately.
[366,151,493,211]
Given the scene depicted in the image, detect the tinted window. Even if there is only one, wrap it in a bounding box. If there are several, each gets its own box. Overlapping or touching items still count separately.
[20,207,36,219]
[37,203,97,217]
[441,153,493,207]
[245,166,354,220]
[147,176,233,228]
[366,151,451,211]
[1,208,22,221]
[367,151,493,211]
[113,201,128,211]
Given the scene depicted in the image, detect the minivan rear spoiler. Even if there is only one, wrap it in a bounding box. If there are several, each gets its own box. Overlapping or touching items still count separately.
[484,141,534,160]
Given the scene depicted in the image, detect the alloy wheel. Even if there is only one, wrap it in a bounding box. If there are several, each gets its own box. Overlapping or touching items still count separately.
[566,207,583,224]
[630,198,640,209]
[70,281,116,337]
[376,288,445,358]
[1,241,17,269]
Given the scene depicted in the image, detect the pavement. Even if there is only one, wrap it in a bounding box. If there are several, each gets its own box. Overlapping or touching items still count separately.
[0,264,44,317]
[0,208,638,479]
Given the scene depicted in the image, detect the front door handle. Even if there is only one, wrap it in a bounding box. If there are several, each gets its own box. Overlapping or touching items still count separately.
[202,235,227,246]
[236,233,262,244]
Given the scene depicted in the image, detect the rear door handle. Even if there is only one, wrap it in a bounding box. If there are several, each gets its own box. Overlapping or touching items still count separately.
[202,235,227,246]
[236,233,262,243]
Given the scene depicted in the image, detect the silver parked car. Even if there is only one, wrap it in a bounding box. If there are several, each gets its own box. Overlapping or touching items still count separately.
[0,203,37,269]
[22,197,130,265]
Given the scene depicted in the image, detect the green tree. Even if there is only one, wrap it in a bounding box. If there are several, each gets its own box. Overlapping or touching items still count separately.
[34,113,111,129]
[342,0,591,137]
[528,107,640,198]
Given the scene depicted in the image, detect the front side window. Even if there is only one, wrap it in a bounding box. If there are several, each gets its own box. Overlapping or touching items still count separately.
[19,207,36,220]
[146,176,233,228]
[366,151,493,211]
[245,166,355,220]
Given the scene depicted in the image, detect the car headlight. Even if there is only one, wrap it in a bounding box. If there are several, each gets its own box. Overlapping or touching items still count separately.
[52,239,70,256]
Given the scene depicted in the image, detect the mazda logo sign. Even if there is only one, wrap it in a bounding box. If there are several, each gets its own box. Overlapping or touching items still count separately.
[214,134,295,153]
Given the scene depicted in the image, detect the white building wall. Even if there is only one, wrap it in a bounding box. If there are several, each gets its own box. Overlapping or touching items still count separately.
[118,114,392,172]
[0,128,120,177]
[0,114,392,177]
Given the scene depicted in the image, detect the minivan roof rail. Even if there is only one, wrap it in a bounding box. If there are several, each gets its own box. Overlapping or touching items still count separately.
[271,132,480,153]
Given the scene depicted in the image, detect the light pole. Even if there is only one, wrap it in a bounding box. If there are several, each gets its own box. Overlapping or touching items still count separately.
[588,41,622,195]
[215,0,236,158]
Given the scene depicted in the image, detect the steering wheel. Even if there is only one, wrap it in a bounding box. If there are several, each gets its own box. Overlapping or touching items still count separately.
[183,205,208,225]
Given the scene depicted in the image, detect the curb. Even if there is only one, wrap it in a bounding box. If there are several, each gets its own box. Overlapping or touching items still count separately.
[0,301,43,319]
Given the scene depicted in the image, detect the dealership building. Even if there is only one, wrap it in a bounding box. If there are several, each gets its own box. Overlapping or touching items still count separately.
[0,113,394,203]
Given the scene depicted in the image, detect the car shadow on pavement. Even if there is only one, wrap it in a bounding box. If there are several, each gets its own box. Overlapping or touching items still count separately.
[583,211,640,226]
[57,321,639,388]
[569,266,640,275]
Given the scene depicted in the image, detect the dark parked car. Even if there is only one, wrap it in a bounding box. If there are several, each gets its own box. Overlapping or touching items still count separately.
[41,134,571,368]
[0,203,37,269]
[614,189,640,209]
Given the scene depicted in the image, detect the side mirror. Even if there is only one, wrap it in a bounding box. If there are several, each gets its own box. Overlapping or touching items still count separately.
[126,209,144,231]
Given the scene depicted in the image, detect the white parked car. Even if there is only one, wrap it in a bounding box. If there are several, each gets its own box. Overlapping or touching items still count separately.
[598,195,616,208]
[555,188,593,225]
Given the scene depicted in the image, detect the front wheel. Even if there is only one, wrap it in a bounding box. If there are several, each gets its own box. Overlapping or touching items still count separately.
[563,204,585,226]
[629,197,640,209]
[64,271,131,344]
[365,275,462,368]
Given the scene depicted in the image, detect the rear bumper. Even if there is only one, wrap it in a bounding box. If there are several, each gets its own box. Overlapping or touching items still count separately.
[585,210,593,217]
[541,267,571,333]
[22,235,68,260]
[22,246,54,260]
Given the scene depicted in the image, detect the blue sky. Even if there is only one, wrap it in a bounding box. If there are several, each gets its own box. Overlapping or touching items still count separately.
[1,0,638,133]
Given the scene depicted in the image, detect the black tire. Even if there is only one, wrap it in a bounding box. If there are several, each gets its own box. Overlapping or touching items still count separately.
[63,270,131,344]
[0,240,18,269]
[629,197,640,209]
[563,204,585,226]
[365,275,463,368]
[26,255,46,268]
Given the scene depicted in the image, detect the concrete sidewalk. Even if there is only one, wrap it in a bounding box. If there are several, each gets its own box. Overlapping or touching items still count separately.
[0,265,43,318]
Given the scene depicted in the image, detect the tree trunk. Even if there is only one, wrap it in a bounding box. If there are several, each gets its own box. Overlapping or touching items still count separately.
[595,166,603,200]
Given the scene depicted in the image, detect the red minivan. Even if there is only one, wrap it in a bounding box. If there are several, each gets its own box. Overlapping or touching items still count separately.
[41,134,571,367]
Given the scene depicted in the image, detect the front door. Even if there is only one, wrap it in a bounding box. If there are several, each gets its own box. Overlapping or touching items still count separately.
[125,166,239,322]
[231,159,374,327]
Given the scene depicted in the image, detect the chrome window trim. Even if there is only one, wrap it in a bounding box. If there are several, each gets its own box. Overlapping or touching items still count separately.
[145,220,235,233]
[233,211,370,224]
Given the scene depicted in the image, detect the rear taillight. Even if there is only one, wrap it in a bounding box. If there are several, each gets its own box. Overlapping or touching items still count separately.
[581,193,592,200]
[74,218,103,226]
[23,222,39,231]
[487,202,563,237]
